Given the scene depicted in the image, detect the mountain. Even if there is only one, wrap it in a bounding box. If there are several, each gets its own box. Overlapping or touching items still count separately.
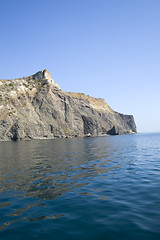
[0,69,136,141]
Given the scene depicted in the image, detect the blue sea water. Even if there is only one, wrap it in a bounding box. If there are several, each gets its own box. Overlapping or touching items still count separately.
[0,133,160,240]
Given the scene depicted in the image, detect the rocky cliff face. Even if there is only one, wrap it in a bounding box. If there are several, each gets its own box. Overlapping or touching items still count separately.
[0,69,136,141]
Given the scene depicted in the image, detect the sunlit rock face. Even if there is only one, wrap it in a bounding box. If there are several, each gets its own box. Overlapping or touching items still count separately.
[0,70,136,141]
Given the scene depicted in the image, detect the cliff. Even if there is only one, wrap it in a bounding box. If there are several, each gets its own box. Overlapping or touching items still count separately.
[0,69,136,141]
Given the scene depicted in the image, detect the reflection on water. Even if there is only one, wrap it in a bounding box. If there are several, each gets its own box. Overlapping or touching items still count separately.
[0,134,160,239]
[0,137,119,230]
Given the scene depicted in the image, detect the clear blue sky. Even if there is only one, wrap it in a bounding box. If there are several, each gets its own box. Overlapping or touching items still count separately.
[0,0,160,133]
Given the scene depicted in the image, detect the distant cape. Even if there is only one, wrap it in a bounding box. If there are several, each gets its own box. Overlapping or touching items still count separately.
[0,69,136,141]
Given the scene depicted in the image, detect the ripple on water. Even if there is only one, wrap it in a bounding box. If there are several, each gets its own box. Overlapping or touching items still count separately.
[0,134,160,240]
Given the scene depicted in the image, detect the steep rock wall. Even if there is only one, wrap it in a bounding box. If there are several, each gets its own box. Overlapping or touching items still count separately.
[0,70,136,141]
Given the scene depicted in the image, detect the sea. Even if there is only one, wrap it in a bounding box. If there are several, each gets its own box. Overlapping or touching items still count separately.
[0,133,160,240]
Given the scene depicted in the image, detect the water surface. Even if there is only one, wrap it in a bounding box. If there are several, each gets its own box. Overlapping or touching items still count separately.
[0,133,160,239]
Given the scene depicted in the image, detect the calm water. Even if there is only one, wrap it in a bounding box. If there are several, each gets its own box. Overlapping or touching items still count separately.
[0,133,160,240]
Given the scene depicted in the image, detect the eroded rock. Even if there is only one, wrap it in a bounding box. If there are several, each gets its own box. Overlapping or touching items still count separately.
[0,70,137,141]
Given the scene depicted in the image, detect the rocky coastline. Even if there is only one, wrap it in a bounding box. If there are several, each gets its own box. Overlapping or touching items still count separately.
[0,69,136,141]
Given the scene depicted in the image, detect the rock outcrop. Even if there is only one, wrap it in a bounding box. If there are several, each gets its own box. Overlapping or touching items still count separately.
[0,69,136,141]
